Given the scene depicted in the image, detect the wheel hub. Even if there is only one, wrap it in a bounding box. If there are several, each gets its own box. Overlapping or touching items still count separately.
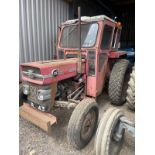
[81,110,96,141]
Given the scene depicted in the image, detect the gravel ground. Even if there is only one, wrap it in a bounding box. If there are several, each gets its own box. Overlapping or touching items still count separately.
[19,92,135,155]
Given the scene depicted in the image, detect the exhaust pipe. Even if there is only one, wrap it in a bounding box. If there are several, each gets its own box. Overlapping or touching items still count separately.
[77,6,82,74]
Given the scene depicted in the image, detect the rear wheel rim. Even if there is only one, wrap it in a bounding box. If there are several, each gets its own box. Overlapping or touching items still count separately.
[108,119,124,155]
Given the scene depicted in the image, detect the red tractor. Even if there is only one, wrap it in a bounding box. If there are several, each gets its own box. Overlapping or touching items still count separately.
[19,8,130,149]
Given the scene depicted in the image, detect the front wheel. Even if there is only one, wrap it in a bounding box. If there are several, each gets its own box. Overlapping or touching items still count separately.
[67,98,98,149]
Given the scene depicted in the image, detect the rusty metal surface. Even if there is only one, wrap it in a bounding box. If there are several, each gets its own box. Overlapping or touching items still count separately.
[21,58,79,85]
[21,58,79,67]
[19,103,57,134]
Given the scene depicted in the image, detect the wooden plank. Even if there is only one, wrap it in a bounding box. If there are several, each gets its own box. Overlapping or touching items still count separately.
[19,103,57,133]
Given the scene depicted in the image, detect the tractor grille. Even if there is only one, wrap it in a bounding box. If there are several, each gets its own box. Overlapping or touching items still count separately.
[29,85,38,100]
[22,66,42,80]
[22,66,40,74]
[22,82,51,104]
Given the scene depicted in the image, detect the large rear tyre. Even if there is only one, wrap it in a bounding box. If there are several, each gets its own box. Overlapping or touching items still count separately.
[95,108,124,155]
[109,59,129,105]
[67,98,98,149]
[126,66,135,110]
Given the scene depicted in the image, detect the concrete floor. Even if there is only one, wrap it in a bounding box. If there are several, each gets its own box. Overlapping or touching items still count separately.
[19,92,135,155]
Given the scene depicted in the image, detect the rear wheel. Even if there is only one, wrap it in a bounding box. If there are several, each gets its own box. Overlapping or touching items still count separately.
[67,98,98,149]
[95,108,124,155]
[109,59,129,105]
[126,66,135,110]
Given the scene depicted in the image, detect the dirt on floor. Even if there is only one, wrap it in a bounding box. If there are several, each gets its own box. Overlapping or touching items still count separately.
[19,92,135,155]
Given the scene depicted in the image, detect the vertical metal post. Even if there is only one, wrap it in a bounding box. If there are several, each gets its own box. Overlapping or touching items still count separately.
[78,6,82,73]
[78,6,81,50]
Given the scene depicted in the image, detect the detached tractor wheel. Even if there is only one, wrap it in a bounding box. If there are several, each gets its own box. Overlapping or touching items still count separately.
[67,98,98,149]
[126,66,135,110]
[95,108,124,155]
[109,59,129,105]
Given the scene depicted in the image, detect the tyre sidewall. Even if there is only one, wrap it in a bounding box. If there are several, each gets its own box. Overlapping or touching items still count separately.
[67,98,98,149]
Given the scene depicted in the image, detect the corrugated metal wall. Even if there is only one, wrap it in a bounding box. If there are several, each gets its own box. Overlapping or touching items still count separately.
[19,0,69,64]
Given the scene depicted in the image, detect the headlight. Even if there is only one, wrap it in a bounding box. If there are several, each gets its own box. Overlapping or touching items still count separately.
[37,89,51,101]
[38,93,44,100]
[23,84,29,95]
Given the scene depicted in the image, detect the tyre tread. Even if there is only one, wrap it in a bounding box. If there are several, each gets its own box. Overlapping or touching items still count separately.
[109,59,129,105]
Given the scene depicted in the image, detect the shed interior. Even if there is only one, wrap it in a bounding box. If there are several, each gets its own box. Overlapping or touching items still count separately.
[67,0,135,48]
